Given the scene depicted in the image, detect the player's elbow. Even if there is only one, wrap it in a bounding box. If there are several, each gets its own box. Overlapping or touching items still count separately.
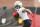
[27,9,32,14]
[22,9,27,12]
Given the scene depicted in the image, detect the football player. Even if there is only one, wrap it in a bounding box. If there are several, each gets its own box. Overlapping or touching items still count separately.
[13,1,34,27]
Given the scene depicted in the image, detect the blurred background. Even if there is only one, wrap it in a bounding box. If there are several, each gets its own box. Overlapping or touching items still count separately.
[0,0,40,27]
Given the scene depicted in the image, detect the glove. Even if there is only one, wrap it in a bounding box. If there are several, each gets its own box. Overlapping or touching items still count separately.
[13,12,18,16]
[13,12,19,18]
[18,18,23,24]
[31,13,35,18]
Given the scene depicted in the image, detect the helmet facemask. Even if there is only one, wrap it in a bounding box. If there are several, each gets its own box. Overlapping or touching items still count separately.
[15,5,21,9]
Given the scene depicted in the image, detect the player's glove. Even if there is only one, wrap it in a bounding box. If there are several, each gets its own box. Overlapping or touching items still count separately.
[31,13,35,18]
[13,12,19,20]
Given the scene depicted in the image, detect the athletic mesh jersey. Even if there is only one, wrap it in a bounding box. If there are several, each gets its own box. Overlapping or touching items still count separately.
[16,7,29,20]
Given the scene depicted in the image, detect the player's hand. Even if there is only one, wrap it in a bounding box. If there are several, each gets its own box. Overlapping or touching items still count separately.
[13,12,19,20]
[31,13,35,18]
